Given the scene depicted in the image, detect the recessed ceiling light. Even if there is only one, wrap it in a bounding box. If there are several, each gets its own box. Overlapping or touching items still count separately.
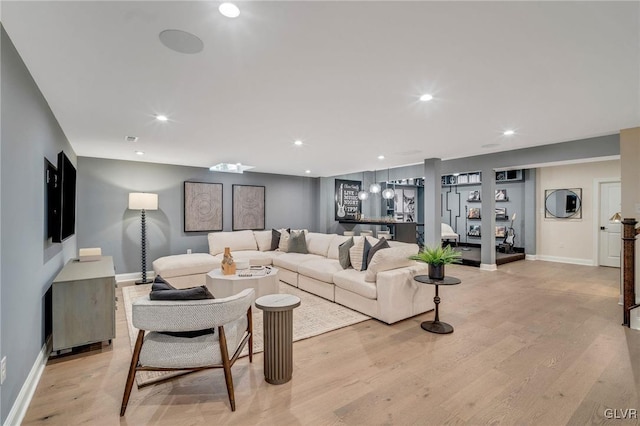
[503,130,515,136]
[377,155,385,160]
[294,140,303,146]
[135,151,145,156]
[305,170,311,174]
[419,94,433,102]
[155,115,168,122]
[219,2,240,18]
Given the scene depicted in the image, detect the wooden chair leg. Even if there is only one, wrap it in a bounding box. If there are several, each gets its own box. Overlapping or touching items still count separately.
[120,330,144,416]
[218,326,236,411]
[247,306,253,363]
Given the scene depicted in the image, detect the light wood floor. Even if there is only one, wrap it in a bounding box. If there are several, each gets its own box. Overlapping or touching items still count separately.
[22,261,640,425]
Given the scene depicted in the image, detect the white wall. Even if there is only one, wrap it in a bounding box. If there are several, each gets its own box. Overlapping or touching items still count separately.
[536,160,620,265]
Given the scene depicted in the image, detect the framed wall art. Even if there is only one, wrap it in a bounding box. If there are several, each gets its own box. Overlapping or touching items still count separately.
[232,185,265,230]
[184,181,223,232]
[335,179,362,221]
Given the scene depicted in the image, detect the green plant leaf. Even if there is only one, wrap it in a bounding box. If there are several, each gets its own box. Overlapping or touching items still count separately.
[409,244,462,266]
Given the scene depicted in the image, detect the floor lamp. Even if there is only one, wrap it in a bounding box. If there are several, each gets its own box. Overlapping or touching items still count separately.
[128,192,158,284]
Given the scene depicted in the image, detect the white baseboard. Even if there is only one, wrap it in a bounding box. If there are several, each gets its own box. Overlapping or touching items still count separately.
[480,263,498,271]
[116,270,155,283]
[4,338,50,426]
[535,255,594,266]
[525,254,538,261]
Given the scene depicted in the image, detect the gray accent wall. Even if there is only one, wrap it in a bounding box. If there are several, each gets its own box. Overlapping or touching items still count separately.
[76,157,319,274]
[1,26,78,423]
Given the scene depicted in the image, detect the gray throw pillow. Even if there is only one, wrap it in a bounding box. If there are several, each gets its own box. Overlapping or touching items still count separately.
[339,237,354,269]
[366,237,390,266]
[149,285,214,301]
[361,237,373,270]
[288,230,308,254]
[270,229,281,251]
[151,275,175,291]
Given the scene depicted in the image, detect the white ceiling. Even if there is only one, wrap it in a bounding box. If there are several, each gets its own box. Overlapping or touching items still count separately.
[3,1,639,177]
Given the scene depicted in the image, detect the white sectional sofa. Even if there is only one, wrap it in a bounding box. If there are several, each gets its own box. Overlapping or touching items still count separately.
[153,229,435,324]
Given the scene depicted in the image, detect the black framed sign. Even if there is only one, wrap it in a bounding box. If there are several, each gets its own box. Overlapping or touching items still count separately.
[335,179,361,221]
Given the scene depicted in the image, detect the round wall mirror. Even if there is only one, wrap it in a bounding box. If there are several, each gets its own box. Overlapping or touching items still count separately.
[545,188,582,218]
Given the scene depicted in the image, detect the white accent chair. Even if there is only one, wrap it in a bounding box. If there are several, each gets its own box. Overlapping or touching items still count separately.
[120,288,255,415]
[359,230,373,237]
[441,223,459,246]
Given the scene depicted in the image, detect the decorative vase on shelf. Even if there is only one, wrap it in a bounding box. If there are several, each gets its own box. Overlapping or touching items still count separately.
[221,247,236,275]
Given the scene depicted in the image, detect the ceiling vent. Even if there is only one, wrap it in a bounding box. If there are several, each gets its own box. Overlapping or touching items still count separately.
[125,136,139,142]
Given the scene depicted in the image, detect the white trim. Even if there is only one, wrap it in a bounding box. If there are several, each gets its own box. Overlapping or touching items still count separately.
[116,270,155,283]
[4,339,50,426]
[536,255,594,266]
[479,263,497,271]
[525,254,538,261]
[631,306,640,331]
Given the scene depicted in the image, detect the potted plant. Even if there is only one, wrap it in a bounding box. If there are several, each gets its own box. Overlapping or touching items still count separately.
[409,245,462,280]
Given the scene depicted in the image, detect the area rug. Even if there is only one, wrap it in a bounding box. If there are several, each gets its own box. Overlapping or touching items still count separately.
[122,282,370,387]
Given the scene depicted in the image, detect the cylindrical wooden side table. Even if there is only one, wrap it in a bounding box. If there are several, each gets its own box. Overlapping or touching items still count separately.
[255,294,301,384]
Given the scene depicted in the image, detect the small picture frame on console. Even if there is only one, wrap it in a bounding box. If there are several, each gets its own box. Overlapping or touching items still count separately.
[495,226,506,238]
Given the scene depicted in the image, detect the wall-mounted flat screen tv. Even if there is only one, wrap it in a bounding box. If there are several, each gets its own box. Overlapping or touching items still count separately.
[48,151,76,242]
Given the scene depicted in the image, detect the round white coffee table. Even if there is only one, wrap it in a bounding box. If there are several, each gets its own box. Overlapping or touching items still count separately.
[255,294,301,384]
[205,267,279,301]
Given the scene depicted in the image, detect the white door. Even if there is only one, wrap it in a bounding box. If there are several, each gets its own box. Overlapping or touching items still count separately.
[598,181,621,267]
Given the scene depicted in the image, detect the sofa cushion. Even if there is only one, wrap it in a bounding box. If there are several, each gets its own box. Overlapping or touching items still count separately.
[289,230,309,254]
[333,269,377,300]
[153,253,220,279]
[298,258,343,283]
[367,237,390,266]
[364,244,419,282]
[349,237,365,271]
[305,232,335,257]
[327,234,350,260]
[338,237,354,269]
[208,230,257,256]
[213,250,274,266]
[272,252,324,272]
[254,230,273,252]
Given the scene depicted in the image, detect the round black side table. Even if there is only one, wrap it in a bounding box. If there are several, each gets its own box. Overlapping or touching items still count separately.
[413,275,461,334]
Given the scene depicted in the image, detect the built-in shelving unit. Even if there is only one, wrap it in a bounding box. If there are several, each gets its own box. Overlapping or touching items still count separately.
[441,169,524,186]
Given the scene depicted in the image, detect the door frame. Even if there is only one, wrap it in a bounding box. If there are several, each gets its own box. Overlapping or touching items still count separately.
[592,177,621,267]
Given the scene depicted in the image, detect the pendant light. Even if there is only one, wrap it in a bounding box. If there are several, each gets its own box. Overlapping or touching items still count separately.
[382,168,395,199]
[358,171,369,200]
[369,170,381,194]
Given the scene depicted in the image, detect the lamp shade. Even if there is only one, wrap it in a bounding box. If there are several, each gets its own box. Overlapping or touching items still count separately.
[128,193,158,210]
[609,212,622,222]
